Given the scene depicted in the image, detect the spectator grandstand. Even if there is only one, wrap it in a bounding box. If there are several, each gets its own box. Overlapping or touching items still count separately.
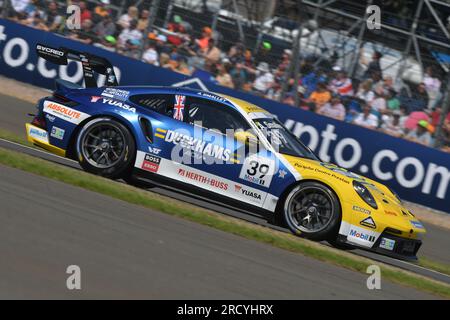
[2,0,450,152]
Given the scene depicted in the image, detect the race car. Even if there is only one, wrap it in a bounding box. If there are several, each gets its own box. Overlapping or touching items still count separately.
[26,44,426,260]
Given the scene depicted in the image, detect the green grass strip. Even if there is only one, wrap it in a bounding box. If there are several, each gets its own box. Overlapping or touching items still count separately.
[418,257,450,277]
[0,146,449,298]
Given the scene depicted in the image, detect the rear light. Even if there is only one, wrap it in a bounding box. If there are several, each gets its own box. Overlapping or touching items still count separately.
[31,115,46,129]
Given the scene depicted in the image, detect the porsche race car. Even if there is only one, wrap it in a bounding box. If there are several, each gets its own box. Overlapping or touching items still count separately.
[26,44,426,260]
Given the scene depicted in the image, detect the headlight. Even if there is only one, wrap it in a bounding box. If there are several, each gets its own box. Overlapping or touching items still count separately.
[353,181,378,209]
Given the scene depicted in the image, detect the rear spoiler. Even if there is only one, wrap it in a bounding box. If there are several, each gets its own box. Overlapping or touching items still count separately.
[36,43,118,88]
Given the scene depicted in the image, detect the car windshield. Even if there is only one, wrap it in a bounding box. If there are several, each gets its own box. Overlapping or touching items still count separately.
[253,118,319,160]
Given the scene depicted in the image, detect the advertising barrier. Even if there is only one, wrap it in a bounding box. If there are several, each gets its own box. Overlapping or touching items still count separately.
[0,19,449,213]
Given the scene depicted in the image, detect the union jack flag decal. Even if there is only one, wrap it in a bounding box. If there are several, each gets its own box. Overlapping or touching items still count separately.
[173,95,186,121]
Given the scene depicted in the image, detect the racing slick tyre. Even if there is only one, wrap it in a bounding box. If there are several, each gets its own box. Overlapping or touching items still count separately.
[283,181,341,241]
[76,117,135,179]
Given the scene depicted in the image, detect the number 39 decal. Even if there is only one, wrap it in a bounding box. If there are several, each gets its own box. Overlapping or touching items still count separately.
[239,156,275,188]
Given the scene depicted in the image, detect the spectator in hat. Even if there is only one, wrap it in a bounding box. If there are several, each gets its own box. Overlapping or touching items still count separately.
[355,79,375,105]
[406,120,433,146]
[381,110,404,137]
[216,63,234,89]
[278,49,291,71]
[93,35,117,52]
[353,104,379,129]
[329,69,354,97]
[93,14,116,39]
[200,38,221,71]
[255,41,277,67]
[307,82,331,109]
[118,19,143,51]
[117,6,138,29]
[167,15,187,46]
[317,95,346,121]
[228,42,245,64]
[142,40,159,66]
[253,62,274,96]
[93,0,110,23]
[123,38,141,59]
[196,27,213,50]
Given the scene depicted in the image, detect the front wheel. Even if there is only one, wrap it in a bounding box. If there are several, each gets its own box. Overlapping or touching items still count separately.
[283,181,341,241]
[76,117,135,179]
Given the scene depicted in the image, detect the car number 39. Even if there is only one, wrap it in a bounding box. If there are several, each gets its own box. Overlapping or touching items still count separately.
[239,156,275,188]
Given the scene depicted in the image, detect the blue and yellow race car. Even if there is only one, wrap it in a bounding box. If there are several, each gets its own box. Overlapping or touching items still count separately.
[26,44,426,260]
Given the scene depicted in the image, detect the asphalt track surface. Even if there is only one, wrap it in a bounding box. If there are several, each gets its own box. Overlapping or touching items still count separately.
[0,93,449,298]
[0,164,440,299]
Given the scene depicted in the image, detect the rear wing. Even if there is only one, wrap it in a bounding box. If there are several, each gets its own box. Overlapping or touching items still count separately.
[36,43,118,88]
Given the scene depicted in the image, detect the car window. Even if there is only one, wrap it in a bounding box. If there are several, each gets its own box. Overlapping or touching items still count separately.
[186,97,250,134]
[130,94,186,121]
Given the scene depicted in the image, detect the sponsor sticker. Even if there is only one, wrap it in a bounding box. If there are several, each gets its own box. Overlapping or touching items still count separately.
[148,146,162,155]
[178,168,228,190]
[28,126,49,143]
[163,129,232,162]
[173,95,185,121]
[91,97,136,113]
[45,114,56,122]
[50,126,65,140]
[384,210,397,216]
[348,226,377,243]
[353,205,371,215]
[141,154,161,173]
[43,101,90,124]
[278,169,287,179]
[196,92,227,103]
[234,184,263,204]
[101,88,129,101]
[379,237,396,251]
[360,216,377,229]
[239,156,274,188]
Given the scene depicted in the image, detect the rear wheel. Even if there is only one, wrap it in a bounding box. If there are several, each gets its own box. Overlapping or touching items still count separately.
[76,117,135,179]
[283,181,341,241]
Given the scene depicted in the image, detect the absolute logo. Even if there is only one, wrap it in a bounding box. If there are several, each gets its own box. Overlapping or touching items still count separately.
[349,228,376,242]
[178,168,228,190]
[141,153,161,173]
[164,129,232,163]
[91,96,136,113]
[43,101,89,124]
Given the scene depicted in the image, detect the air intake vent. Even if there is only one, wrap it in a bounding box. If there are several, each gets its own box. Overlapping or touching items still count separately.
[139,117,153,143]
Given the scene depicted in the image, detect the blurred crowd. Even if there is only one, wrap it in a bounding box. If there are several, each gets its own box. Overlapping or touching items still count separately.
[5,0,450,153]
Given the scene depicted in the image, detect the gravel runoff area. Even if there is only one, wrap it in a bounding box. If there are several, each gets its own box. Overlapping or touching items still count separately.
[1,75,449,230]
